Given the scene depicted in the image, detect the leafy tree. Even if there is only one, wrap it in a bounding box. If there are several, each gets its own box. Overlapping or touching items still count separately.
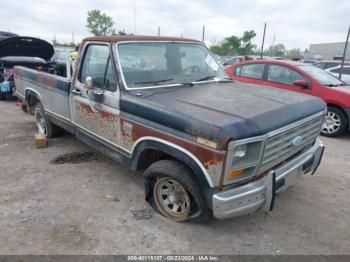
[86,10,114,36]
[264,43,286,57]
[210,31,257,56]
[239,30,257,55]
[286,48,302,59]
[112,30,127,35]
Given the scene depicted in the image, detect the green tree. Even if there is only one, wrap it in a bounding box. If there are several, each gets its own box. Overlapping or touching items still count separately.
[86,10,114,36]
[112,30,127,35]
[264,43,286,57]
[210,31,257,56]
[238,30,257,55]
[286,48,302,59]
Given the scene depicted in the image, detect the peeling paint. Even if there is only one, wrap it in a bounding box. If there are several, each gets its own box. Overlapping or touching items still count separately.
[204,159,224,186]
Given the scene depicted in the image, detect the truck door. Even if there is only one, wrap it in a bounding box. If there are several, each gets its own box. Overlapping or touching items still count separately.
[69,43,125,152]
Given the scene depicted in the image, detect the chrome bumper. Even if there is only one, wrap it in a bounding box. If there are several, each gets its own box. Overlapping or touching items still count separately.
[212,137,325,219]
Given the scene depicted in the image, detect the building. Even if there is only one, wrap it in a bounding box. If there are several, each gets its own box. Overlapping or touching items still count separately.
[309,42,350,60]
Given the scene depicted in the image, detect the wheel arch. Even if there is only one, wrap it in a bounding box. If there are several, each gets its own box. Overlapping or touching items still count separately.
[327,103,349,121]
[130,137,214,189]
[25,88,43,107]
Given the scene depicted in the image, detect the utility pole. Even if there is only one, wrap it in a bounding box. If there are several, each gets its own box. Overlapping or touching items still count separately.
[53,33,57,46]
[202,25,205,42]
[72,32,75,45]
[339,25,350,80]
[158,26,160,36]
[260,22,267,59]
[133,0,137,34]
[272,33,276,56]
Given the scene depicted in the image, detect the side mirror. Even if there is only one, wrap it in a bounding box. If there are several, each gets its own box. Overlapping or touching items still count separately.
[85,76,93,90]
[293,79,309,89]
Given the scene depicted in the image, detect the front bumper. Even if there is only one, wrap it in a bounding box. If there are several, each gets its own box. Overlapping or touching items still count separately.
[212,137,325,219]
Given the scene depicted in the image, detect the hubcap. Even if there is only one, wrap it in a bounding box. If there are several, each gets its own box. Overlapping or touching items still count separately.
[322,111,341,134]
[154,177,191,221]
[35,108,47,135]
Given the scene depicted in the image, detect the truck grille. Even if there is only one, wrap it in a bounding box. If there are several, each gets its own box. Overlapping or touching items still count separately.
[258,115,323,172]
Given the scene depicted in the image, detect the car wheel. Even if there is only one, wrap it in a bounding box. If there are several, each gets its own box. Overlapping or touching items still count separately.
[144,160,211,223]
[35,102,62,138]
[321,106,348,137]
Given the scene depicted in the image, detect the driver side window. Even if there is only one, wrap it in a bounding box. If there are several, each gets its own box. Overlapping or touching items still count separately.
[79,44,117,90]
[267,64,307,86]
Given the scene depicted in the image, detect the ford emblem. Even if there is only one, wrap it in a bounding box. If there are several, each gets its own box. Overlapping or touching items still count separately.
[292,136,303,146]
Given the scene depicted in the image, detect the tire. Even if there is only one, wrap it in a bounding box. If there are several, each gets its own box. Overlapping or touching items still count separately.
[34,102,62,138]
[321,106,348,137]
[144,160,211,223]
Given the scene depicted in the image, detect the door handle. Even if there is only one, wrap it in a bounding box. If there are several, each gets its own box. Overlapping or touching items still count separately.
[72,88,82,95]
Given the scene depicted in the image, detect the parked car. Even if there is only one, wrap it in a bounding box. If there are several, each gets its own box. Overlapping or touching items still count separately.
[0,31,18,41]
[0,36,57,100]
[15,35,325,222]
[325,65,350,84]
[51,47,74,77]
[313,60,350,70]
[299,59,317,64]
[222,56,245,67]
[225,60,350,137]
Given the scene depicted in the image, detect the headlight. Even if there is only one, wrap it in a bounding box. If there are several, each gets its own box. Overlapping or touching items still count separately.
[223,138,264,185]
[233,144,247,158]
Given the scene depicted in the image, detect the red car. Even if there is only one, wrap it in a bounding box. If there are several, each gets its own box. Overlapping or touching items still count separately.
[225,60,350,137]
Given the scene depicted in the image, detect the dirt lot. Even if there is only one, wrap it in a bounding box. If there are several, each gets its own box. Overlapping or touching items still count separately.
[0,100,349,255]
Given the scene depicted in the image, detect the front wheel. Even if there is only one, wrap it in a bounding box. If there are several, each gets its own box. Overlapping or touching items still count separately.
[144,160,211,223]
[321,106,348,137]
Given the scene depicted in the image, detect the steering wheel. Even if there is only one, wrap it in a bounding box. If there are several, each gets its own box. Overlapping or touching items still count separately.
[182,65,201,74]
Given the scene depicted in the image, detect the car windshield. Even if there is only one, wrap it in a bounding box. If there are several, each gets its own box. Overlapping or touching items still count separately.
[298,65,344,86]
[117,42,226,89]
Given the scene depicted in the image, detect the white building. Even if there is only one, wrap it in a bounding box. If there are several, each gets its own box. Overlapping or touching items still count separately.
[309,42,350,60]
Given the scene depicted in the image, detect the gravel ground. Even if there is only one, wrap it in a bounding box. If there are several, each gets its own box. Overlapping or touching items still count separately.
[0,100,349,255]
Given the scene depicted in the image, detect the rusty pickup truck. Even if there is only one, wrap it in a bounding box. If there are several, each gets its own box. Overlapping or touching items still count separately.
[14,35,326,222]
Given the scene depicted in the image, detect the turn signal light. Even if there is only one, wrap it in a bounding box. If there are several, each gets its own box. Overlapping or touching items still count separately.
[227,168,245,180]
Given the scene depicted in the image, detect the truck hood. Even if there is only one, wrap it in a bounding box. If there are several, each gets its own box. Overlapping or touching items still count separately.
[121,82,326,149]
[0,36,54,60]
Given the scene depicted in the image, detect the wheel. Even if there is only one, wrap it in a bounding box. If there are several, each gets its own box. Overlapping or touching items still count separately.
[34,102,62,138]
[144,160,211,222]
[321,106,348,137]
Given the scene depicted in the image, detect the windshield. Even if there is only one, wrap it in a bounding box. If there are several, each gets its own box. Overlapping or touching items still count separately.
[299,65,344,86]
[117,42,226,89]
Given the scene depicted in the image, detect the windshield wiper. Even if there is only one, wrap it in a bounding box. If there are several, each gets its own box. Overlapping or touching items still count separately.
[135,78,174,85]
[194,75,216,82]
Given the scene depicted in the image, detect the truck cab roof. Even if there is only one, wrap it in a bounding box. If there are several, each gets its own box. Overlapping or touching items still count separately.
[83,35,202,44]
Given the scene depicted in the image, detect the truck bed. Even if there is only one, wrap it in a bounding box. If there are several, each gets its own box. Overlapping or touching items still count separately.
[14,66,71,122]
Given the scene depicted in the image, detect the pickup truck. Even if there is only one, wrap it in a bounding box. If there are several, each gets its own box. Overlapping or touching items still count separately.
[14,35,326,222]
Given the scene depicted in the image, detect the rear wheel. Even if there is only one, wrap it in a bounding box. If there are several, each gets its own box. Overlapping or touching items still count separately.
[144,160,211,223]
[34,102,62,138]
[321,106,348,137]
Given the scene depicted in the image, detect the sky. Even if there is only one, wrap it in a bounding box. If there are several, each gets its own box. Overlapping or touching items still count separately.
[1,0,350,50]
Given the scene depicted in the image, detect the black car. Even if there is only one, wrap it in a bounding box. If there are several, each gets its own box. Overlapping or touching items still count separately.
[0,36,56,100]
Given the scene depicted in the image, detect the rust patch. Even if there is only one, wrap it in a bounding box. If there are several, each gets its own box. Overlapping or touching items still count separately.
[204,159,224,186]
[73,101,122,145]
